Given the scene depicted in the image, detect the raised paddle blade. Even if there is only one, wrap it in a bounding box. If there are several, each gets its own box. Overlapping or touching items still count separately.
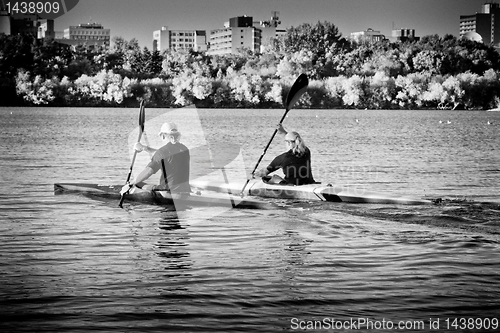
[138,100,145,132]
[119,100,146,208]
[285,73,309,111]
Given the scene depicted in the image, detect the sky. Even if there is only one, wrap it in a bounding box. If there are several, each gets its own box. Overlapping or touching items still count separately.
[54,0,490,49]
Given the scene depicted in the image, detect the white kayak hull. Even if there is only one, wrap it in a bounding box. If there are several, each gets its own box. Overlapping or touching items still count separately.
[191,179,432,205]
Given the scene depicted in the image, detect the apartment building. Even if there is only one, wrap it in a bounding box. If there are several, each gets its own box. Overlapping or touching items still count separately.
[153,26,207,52]
[208,24,261,55]
[460,2,500,45]
[207,12,284,56]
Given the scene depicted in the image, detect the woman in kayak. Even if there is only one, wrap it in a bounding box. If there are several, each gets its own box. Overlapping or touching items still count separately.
[253,124,315,185]
[120,122,191,194]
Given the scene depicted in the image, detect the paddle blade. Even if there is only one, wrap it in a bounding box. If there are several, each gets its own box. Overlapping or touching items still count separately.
[119,100,146,208]
[139,100,145,132]
[285,74,309,111]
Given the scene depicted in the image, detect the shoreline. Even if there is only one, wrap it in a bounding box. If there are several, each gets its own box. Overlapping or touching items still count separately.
[0,105,495,111]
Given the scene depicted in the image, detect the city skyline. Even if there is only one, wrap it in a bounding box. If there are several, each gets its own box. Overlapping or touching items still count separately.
[54,0,490,48]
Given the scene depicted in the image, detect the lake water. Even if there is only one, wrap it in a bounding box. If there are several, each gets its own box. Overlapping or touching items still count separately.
[1,107,500,332]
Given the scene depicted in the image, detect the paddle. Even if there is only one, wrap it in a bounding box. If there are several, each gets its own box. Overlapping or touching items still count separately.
[240,73,309,196]
[119,100,146,208]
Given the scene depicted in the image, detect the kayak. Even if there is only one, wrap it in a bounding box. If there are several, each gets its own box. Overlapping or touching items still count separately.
[191,179,432,205]
[54,179,431,207]
[54,183,269,209]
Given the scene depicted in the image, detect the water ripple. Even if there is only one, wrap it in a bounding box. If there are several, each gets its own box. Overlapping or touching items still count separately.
[1,108,500,332]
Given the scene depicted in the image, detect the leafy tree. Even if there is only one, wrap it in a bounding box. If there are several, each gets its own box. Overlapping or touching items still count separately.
[367,71,396,108]
[0,34,36,105]
[148,49,163,75]
[31,38,73,78]
[130,47,146,73]
[456,39,500,74]
[276,50,315,82]
[209,53,248,77]
[279,21,342,54]
[330,44,373,76]
[112,36,141,72]
[249,52,280,77]
[413,50,443,74]
[64,58,94,81]
[395,73,430,108]
[61,43,105,80]
[364,41,406,76]
[95,51,124,72]
[0,34,34,77]
[162,49,192,77]
[273,21,347,78]
[406,34,500,75]
[342,75,366,107]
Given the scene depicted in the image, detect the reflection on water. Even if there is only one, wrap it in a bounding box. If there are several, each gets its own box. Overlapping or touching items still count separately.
[156,213,193,274]
[1,107,499,332]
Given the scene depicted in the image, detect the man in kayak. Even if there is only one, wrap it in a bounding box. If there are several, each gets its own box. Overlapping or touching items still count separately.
[120,122,191,194]
[253,124,315,185]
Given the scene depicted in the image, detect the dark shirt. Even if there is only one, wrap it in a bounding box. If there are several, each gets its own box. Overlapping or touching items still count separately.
[147,142,191,193]
[266,147,315,185]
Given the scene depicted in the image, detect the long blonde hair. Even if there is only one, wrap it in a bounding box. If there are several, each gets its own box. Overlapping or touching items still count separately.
[287,131,308,157]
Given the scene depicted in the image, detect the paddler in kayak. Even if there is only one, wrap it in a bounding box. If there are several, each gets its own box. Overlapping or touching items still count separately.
[120,122,191,194]
[253,124,315,185]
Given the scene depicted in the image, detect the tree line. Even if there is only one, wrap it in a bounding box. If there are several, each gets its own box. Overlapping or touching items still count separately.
[2,21,500,109]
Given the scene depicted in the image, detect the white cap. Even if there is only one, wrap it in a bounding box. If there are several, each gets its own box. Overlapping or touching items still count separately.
[158,122,179,136]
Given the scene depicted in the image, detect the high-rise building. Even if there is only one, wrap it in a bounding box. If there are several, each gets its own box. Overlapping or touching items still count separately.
[460,2,500,45]
[153,26,207,52]
[207,12,284,55]
[208,22,261,55]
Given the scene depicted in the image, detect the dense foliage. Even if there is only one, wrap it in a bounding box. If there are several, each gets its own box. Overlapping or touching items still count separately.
[2,21,500,109]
